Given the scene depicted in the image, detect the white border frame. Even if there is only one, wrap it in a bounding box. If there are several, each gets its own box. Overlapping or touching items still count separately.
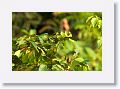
[0,0,114,83]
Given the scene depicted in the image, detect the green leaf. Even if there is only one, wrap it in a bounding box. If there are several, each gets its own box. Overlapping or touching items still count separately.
[52,64,64,71]
[75,58,84,62]
[39,34,48,41]
[39,47,46,56]
[60,31,66,37]
[85,47,96,60]
[22,53,28,63]
[39,64,48,71]
[38,36,44,43]
[65,31,72,37]
[97,37,102,48]
[21,29,29,35]
[29,29,36,35]
[12,63,15,67]
[17,40,26,46]
[74,24,85,30]
[28,55,35,63]
[30,41,39,52]
[70,60,80,70]
[98,20,102,29]
[91,17,97,28]
[86,16,94,23]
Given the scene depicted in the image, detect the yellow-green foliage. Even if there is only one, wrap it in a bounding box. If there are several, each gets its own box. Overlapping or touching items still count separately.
[12,12,102,71]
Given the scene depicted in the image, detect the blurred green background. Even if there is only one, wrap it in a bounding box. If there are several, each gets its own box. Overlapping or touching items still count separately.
[12,12,102,38]
[12,12,102,71]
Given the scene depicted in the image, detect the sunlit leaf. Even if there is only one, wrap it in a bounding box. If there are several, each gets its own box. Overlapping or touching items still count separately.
[14,50,21,58]
[39,64,48,71]
[98,20,102,29]
[86,16,94,23]
[12,63,15,67]
[52,64,64,71]
[60,31,66,37]
[29,29,36,35]
[75,58,84,62]
[65,31,72,37]
[91,17,97,28]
